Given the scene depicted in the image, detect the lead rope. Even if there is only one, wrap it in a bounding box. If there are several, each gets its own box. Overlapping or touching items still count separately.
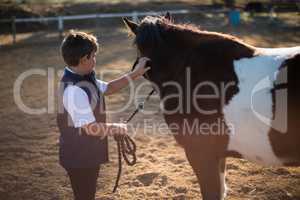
[112,89,155,193]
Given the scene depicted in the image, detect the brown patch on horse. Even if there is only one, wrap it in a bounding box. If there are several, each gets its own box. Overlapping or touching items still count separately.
[133,16,256,85]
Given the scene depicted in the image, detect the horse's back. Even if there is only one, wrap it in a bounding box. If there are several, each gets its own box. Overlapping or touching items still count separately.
[257,46,300,57]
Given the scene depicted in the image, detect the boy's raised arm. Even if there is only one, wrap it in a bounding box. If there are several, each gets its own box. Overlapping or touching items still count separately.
[104,57,150,95]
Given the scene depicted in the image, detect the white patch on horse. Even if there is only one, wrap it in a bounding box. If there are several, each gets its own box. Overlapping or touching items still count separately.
[222,49,298,166]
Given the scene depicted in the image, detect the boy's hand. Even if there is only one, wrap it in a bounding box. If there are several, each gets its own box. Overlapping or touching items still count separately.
[131,57,151,78]
[108,123,127,137]
[104,57,151,95]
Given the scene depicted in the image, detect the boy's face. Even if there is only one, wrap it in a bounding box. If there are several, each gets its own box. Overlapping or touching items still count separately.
[79,51,97,73]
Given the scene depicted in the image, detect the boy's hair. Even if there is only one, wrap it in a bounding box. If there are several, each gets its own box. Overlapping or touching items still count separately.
[60,30,99,66]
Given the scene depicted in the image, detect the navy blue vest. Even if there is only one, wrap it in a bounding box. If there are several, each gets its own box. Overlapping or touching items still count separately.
[57,68,108,168]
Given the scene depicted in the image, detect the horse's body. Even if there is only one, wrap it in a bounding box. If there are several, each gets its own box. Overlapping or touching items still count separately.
[124,14,300,199]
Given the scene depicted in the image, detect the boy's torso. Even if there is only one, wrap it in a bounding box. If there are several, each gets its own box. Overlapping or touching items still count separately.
[57,68,109,168]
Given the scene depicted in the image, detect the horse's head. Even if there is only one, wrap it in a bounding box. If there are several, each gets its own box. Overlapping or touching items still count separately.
[124,12,254,88]
[123,13,172,58]
[123,13,177,83]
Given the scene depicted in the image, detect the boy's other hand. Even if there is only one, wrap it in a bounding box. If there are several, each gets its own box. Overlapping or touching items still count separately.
[131,57,151,78]
[109,123,127,137]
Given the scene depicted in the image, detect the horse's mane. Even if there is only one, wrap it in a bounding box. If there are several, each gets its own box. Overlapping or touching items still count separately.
[135,16,255,55]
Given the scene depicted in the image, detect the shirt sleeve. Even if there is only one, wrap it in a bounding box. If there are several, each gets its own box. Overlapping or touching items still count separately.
[96,79,108,93]
[63,85,96,128]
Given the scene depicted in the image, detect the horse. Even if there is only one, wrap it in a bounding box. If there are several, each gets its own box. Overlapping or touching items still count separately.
[123,13,300,199]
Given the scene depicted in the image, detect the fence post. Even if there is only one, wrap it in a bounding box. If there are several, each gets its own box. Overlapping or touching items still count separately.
[269,7,277,22]
[58,16,64,38]
[11,16,16,44]
[132,11,138,23]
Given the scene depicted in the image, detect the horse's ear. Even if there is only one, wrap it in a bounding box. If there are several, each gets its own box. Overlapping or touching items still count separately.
[123,17,139,35]
[164,12,172,21]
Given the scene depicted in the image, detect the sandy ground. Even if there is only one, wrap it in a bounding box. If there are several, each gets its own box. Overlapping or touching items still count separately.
[0,14,300,200]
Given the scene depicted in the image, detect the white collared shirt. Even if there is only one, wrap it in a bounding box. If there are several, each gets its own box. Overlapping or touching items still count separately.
[63,67,108,128]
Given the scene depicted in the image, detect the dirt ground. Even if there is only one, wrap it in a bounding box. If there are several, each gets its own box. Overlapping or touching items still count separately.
[0,12,300,200]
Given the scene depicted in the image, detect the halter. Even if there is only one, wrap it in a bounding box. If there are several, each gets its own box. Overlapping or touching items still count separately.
[112,58,155,193]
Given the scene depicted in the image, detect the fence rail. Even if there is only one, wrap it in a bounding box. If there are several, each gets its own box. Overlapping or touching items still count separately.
[1,9,198,44]
[1,10,191,23]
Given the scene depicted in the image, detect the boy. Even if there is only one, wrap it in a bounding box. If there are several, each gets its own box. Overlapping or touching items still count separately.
[57,30,149,200]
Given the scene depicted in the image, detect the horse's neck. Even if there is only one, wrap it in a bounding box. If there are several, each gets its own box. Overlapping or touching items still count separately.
[174,29,256,59]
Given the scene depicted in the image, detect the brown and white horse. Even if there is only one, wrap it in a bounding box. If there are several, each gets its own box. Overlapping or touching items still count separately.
[124,13,300,199]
